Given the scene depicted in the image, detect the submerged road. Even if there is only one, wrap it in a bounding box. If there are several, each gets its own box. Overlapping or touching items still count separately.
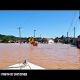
[0,43,80,69]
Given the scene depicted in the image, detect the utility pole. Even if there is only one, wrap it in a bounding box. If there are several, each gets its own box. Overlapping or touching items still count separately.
[18,27,22,38]
[73,27,75,45]
[34,30,36,38]
[67,32,68,43]
[17,27,22,44]
[74,27,75,39]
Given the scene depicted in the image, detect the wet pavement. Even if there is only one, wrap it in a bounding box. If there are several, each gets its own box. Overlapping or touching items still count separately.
[0,43,80,69]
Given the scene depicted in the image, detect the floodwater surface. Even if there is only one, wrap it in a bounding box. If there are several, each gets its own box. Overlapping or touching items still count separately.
[0,43,80,69]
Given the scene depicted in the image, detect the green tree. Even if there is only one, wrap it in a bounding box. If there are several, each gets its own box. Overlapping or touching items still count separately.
[54,37,58,43]
[1,36,11,43]
[60,35,65,43]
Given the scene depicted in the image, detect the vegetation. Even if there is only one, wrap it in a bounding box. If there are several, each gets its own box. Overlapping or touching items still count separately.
[0,34,27,43]
[0,34,77,45]
[54,37,59,43]
[54,35,77,45]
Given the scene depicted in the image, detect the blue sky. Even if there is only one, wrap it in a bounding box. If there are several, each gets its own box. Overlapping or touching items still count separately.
[0,10,80,38]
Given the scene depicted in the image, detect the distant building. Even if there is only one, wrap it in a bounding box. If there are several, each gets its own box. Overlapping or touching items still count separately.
[48,39,54,44]
[42,38,54,44]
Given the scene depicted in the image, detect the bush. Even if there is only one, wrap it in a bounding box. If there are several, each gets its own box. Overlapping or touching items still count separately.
[1,36,10,43]
[54,37,58,43]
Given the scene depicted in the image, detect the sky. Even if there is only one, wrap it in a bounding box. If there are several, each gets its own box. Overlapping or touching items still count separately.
[0,10,80,38]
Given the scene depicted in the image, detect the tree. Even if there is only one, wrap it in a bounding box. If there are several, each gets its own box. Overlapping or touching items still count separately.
[1,36,10,43]
[60,35,65,43]
[54,37,58,43]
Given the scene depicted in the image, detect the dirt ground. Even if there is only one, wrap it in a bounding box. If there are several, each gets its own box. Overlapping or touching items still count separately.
[0,43,80,69]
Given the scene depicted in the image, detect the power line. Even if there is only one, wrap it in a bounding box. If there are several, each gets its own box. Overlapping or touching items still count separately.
[40,34,42,38]
[79,10,80,20]
[67,11,77,37]
[72,11,80,37]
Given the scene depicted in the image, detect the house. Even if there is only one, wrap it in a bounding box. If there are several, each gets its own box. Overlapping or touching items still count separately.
[48,39,54,44]
[42,38,54,44]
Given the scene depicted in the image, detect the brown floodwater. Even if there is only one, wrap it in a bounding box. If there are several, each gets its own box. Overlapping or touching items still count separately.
[0,43,80,69]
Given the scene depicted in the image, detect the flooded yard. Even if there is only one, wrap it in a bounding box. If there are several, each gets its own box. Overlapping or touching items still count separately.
[0,43,80,69]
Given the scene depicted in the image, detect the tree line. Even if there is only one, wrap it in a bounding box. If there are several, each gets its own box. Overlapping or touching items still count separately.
[0,34,27,43]
[0,34,77,45]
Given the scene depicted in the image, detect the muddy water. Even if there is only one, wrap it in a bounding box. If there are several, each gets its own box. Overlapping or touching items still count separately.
[0,43,80,69]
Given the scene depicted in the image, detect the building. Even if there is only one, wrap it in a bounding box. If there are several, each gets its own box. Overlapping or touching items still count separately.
[48,39,54,44]
[42,38,54,44]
